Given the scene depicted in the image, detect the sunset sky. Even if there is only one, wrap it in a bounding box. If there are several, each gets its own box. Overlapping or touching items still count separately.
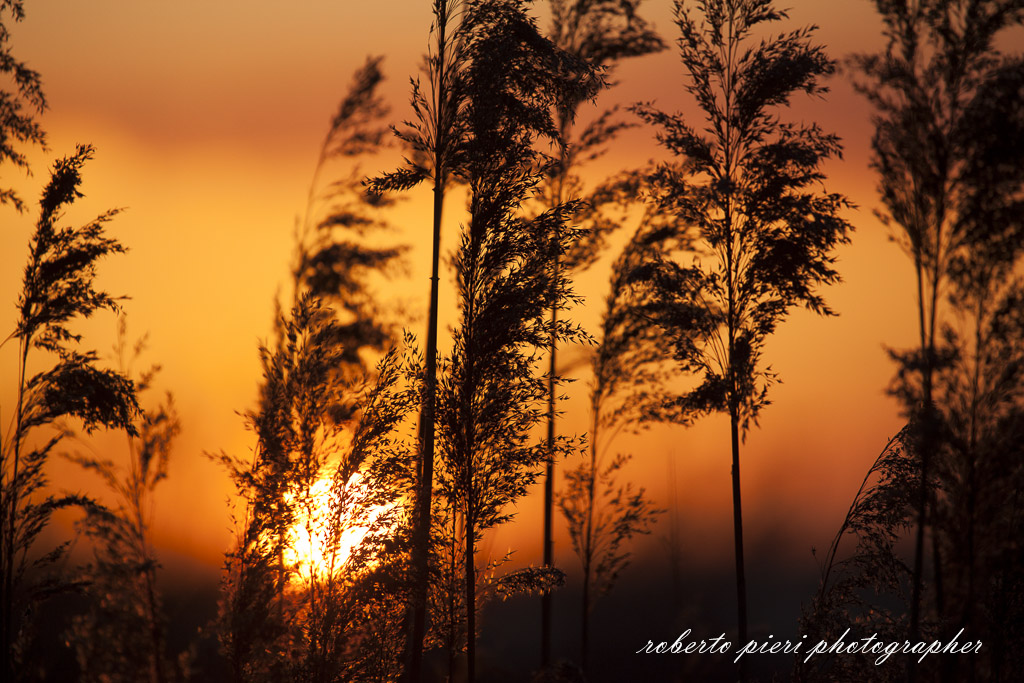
[2,0,926,595]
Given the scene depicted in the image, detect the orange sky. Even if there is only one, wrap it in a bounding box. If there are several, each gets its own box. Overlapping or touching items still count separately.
[1,1,921,580]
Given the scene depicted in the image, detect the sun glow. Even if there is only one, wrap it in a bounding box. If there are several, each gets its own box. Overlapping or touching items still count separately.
[283,474,393,579]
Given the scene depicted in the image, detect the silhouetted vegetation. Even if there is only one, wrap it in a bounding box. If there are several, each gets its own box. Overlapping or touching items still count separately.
[212,55,421,682]
[1,145,138,680]
[428,2,597,680]
[214,294,418,683]
[66,320,184,683]
[7,2,1024,682]
[294,55,405,378]
[537,2,663,664]
[369,3,465,676]
[803,3,1024,682]
[798,429,915,683]
[0,0,46,214]
[853,2,1024,659]
[631,2,852,679]
[558,226,670,674]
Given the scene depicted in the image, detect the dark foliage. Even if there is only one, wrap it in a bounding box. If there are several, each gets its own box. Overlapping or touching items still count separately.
[631,2,851,677]
[847,0,1024,671]
[1,145,138,680]
[374,1,600,678]
[805,4,1024,681]
[0,0,47,213]
[428,2,597,680]
[537,3,663,665]
[66,320,185,683]
[557,213,679,673]
[633,0,850,431]
[293,56,406,378]
[541,0,665,272]
[369,0,467,197]
[797,430,918,683]
[369,4,466,676]
[215,295,418,683]
[214,56,416,683]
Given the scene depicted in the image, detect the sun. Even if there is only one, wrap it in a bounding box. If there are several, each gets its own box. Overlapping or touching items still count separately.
[283,474,392,580]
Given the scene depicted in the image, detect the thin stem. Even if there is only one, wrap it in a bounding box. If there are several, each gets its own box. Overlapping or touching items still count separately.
[541,106,571,669]
[730,408,748,683]
[404,3,451,680]
[581,398,600,675]
[3,337,30,679]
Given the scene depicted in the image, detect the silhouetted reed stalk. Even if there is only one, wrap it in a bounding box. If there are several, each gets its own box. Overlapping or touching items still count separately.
[293,56,404,377]
[852,6,1024,675]
[633,3,851,680]
[795,430,917,683]
[409,3,453,673]
[67,319,181,683]
[214,55,412,681]
[0,3,48,674]
[374,2,598,678]
[559,229,668,673]
[537,2,663,664]
[216,295,417,682]
[424,3,598,679]
[814,431,907,608]
[0,0,46,215]
[2,145,138,680]
[369,3,467,677]
[941,271,1024,682]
